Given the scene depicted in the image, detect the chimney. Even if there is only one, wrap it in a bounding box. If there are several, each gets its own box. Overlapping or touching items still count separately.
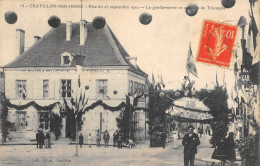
[80,20,87,45]
[66,21,72,41]
[34,36,41,43]
[16,29,25,56]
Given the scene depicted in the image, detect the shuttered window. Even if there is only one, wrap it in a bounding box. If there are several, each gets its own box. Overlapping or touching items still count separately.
[43,80,49,98]
[16,80,26,99]
[96,79,108,99]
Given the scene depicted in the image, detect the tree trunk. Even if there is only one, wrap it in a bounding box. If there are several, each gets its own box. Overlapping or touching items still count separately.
[75,118,79,156]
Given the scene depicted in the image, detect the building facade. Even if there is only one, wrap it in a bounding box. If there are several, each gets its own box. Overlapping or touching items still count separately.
[2,20,148,142]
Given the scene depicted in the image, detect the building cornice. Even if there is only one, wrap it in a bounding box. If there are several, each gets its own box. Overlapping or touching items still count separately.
[3,66,130,71]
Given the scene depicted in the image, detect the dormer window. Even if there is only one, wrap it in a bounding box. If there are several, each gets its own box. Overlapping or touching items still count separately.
[61,52,73,66]
[63,56,70,65]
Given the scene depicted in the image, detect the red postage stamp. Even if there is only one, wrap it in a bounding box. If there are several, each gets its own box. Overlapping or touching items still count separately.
[196,20,238,67]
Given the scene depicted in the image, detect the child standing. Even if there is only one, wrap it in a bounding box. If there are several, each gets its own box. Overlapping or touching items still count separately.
[88,133,92,148]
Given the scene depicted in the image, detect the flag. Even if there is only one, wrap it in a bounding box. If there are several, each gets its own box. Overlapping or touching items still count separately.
[160,75,165,88]
[248,15,259,51]
[234,96,239,103]
[234,79,238,93]
[234,62,238,75]
[247,15,259,64]
[144,78,150,93]
[155,82,161,91]
[241,96,245,104]
[125,94,130,105]
[152,73,155,85]
[186,43,198,77]
[223,70,226,88]
[231,90,234,100]
[78,74,81,88]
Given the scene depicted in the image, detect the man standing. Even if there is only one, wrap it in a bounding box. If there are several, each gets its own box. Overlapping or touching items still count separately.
[79,133,84,148]
[161,131,167,149]
[103,130,110,148]
[182,125,200,166]
[39,130,45,149]
[36,130,40,149]
[113,130,119,147]
[96,129,101,147]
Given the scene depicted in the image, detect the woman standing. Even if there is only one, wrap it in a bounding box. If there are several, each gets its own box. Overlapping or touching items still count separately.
[172,131,179,149]
[225,132,236,165]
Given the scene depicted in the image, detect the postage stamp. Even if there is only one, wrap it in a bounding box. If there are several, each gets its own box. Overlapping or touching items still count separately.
[196,20,238,68]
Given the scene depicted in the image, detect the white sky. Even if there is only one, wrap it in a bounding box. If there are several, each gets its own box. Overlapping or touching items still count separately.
[0,0,259,96]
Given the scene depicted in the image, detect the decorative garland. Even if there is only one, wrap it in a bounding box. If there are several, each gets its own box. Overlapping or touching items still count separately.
[5,100,60,111]
[4,98,126,113]
[172,104,210,113]
[83,100,126,113]
[0,93,9,143]
[169,115,213,124]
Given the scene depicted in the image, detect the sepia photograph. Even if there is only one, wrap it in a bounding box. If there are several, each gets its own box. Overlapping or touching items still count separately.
[0,0,259,165]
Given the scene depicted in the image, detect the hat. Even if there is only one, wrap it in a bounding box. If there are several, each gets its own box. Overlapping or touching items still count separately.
[187,125,195,130]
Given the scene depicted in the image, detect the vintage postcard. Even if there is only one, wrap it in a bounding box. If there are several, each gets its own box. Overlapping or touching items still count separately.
[0,0,259,166]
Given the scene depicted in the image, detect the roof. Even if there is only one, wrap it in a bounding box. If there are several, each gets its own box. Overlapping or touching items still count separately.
[4,22,147,77]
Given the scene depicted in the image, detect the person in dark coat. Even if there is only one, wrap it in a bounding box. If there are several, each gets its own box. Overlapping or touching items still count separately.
[117,131,123,149]
[103,130,110,148]
[113,130,119,147]
[182,125,200,166]
[225,132,236,164]
[39,130,45,148]
[161,131,167,149]
[96,130,101,147]
[36,130,40,149]
[79,133,84,148]
[45,132,51,149]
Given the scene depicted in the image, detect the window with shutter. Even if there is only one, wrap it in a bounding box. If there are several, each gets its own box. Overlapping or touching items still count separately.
[43,80,49,98]
[96,79,108,99]
[16,80,27,99]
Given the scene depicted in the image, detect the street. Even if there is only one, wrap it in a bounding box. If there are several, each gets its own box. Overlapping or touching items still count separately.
[0,136,240,166]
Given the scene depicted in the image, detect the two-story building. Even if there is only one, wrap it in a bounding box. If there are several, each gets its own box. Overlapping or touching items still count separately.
[2,20,148,142]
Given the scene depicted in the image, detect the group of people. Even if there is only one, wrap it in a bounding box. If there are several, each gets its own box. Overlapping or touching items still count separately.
[36,130,51,149]
[113,130,124,148]
[197,126,211,137]
[79,130,112,148]
[211,132,236,165]
[181,125,236,166]
[78,130,128,149]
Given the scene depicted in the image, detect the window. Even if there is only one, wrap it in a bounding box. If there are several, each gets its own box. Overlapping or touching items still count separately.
[43,80,49,98]
[96,79,108,99]
[61,80,71,98]
[16,80,26,99]
[63,56,71,65]
[61,52,72,65]
[39,112,50,130]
